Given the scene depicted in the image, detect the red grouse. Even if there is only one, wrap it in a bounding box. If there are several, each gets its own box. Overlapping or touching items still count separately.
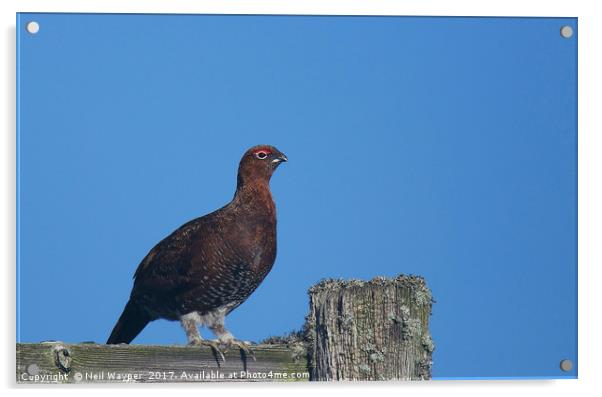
[107,145,287,357]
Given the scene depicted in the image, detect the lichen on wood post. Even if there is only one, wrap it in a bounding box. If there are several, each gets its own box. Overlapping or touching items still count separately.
[305,275,435,381]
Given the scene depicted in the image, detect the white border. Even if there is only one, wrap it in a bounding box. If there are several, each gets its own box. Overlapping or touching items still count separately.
[0,0,591,17]
[3,1,601,395]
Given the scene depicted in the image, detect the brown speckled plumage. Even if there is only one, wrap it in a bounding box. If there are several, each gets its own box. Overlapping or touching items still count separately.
[107,145,287,345]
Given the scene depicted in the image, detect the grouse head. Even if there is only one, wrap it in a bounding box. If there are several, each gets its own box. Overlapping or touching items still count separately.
[237,145,287,188]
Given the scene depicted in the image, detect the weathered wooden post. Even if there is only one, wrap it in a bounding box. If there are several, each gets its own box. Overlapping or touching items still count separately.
[305,275,435,381]
[16,274,434,383]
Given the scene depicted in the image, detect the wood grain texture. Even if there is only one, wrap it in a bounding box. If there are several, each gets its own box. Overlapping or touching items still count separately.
[16,342,309,383]
[306,275,435,381]
[16,274,434,383]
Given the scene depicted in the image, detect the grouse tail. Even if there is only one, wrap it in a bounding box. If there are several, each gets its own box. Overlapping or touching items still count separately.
[107,300,151,344]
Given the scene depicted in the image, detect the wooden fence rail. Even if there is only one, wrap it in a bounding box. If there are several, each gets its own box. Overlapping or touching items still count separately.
[17,342,308,383]
[16,274,434,384]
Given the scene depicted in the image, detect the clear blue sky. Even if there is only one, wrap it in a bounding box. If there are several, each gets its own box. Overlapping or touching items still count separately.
[17,14,577,379]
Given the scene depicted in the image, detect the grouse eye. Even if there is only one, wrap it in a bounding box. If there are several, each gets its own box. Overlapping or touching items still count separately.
[255,151,268,159]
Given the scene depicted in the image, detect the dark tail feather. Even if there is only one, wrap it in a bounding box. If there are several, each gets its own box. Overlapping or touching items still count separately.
[107,300,151,344]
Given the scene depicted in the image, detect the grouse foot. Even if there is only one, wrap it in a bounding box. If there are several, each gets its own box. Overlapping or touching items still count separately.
[224,339,256,361]
[189,339,226,362]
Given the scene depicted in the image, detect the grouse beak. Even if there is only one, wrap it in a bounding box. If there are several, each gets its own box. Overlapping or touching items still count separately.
[272,153,288,164]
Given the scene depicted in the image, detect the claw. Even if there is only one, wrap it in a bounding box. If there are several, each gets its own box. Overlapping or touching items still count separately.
[189,339,226,362]
[225,340,256,361]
